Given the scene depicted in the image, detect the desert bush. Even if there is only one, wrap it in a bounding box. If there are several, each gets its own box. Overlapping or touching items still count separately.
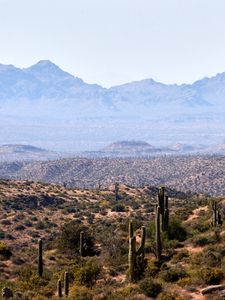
[15,225,25,231]
[100,229,127,267]
[168,218,187,242]
[1,219,11,225]
[172,250,189,262]
[190,220,211,233]
[145,259,160,277]
[198,267,223,284]
[139,278,162,298]
[0,231,5,239]
[201,249,222,267]
[68,286,93,300]
[17,265,49,291]
[111,203,126,212]
[58,221,96,256]
[157,291,184,300]
[105,284,139,300]
[74,259,101,288]
[0,241,12,259]
[192,236,212,247]
[24,219,33,227]
[159,266,186,282]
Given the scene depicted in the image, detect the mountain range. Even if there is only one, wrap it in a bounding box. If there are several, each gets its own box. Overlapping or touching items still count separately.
[1,60,225,151]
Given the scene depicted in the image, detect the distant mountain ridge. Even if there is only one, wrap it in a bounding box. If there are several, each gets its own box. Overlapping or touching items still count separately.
[0,144,61,162]
[1,140,225,162]
[1,60,225,151]
[1,60,225,111]
[82,140,217,158]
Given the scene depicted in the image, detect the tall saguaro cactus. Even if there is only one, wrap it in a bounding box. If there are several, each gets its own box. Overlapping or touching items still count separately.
[158,187,169,232]
[164,196,169,232]
[38,239,43,277]
[57,279,62,299]
[212,200,223,226]
[128,235,136,281]
[128,221,146,282]
[155,206,162,261]
[155,187,170,262]
[64,272,69,296]
[80,231,84,257]
[115,182,119,201]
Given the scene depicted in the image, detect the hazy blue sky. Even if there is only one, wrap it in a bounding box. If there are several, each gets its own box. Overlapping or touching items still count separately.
[0,0,225,87]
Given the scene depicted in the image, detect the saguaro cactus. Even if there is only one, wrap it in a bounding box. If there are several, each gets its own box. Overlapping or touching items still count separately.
[212,201,218,226]
[164,196,169,232]
[64,272,69,296]
[128,221,146,281]
[155,206,162,261]
[217,211,223,226]
[157,187,170,232]
[80,231,84,257]
[211,200,223,226]
[129,220,134,238]
[57,279,62,299]
[137,226,146,258]
[115,182,119,201]
[38,239,43,277]
[128,236,136,281]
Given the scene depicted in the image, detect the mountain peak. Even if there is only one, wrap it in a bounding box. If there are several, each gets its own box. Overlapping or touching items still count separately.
[0,63,17,73]
[25,60,75,83]
[27,60,61,71]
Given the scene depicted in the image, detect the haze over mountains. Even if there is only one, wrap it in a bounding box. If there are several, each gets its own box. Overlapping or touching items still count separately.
[0,144,61,162]
[1,60,225,151]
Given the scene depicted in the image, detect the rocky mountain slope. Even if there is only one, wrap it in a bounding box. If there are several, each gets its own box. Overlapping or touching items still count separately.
[0,155,225,195]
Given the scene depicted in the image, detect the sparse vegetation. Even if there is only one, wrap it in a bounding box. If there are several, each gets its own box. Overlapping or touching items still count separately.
[0,179,225,299]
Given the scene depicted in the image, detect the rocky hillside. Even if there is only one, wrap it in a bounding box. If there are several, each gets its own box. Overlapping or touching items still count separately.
[0,155,225,195]
[0,180,225,299]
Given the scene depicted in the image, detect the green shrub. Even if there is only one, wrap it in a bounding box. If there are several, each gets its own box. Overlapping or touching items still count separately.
[168,218,187,242]
[111,203,126,212]
[1,219,11,225]
[59,221,96,256]
[139,278,162,298]
[15,225,25,231]
[159,267,186,282]
[198,267,223,284]
[74,259,101,288]
[201,249,222,267]
[157,291,183,300]
[193,236,211,247]
[68,286,92,300]
[0,231,5,239]
[0,241,12,259]
[173,250,189,262]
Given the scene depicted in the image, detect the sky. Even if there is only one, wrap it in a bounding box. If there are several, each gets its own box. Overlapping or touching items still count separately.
[0,0,225,87]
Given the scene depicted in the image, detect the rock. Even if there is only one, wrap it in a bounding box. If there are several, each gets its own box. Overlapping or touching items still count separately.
[2,287,13,299]
[201,284,225,295]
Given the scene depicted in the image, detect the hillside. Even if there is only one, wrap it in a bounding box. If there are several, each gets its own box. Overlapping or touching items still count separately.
[83,140,207,157]
[0,180,225,299]
[0,144,61,162]
[0,155,225,195]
